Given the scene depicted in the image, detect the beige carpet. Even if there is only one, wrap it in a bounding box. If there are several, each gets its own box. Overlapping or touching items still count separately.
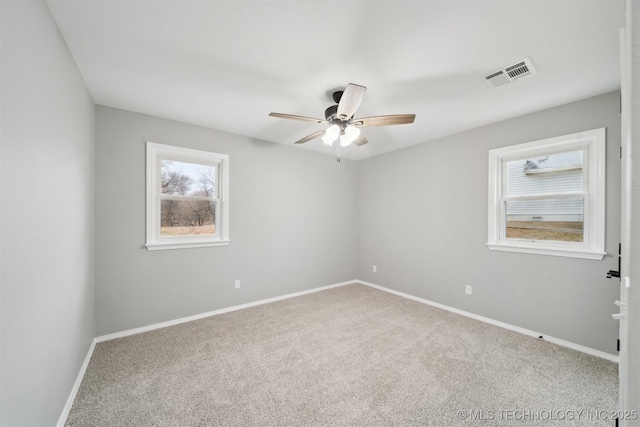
[66,283,618,426]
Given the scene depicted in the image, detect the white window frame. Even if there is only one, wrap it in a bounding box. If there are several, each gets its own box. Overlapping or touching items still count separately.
[146,142,229,251]
[487,128,605,260]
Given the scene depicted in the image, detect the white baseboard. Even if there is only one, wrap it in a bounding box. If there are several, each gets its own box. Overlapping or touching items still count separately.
[95,280,355,343]
[356,280,619,363]
[59,280,355,426]
[96,278,617,362]
[60,278,617,426]
[57,338,97,427]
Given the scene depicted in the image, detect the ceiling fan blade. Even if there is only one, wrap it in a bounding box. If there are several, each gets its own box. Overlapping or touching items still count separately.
[269,112,327,124]
[351,114,416,127]
[294,129,326,144]
[352,133,368,147]
[336,83,367,121]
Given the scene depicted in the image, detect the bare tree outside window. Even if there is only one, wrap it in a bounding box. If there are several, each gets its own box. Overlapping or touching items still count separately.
[159,160,217,236]
[146,142,229,250]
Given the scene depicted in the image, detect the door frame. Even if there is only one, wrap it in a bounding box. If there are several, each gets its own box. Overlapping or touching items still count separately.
[618,26,630,418]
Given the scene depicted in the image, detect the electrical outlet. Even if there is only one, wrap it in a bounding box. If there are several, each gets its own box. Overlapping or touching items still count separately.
[465,285,472,295]
[373,265,377,273]
[234,280,240,289]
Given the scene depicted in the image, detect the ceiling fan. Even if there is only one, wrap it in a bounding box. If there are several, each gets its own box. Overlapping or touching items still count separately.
[269,83,416,161]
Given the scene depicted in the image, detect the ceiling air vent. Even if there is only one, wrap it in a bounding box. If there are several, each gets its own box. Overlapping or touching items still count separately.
[484,58,536,88]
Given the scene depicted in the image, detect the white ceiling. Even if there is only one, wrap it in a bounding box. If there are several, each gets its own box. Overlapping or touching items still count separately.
[46,0,624,161]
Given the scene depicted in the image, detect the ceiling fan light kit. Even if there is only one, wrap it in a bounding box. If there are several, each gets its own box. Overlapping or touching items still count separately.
[269,83,416,161]
[340,125,360,147]
[322,125,340,145]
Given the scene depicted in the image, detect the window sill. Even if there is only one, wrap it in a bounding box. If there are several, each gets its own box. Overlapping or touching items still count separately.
[486,242,606,260]
[146,239,230,251]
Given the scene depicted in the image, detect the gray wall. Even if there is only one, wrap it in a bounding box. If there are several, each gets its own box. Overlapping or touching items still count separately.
[356,92,621,355]
[0,1,96,426]
[95,106,358,336]
[0,2,630,424]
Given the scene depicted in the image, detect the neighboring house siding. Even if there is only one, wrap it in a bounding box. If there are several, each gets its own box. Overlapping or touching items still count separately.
[506,154,583,220]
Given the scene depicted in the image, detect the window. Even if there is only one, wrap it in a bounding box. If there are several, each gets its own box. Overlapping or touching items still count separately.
[146,142,229,250]
[487,128,605,259]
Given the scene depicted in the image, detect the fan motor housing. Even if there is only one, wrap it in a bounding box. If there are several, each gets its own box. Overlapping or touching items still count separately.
[324,105,339,122]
